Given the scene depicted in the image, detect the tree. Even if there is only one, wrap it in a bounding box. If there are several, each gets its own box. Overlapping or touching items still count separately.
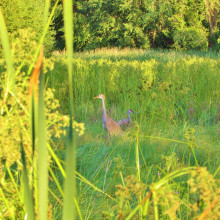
[203,0,220,48]
[50,0,219,51]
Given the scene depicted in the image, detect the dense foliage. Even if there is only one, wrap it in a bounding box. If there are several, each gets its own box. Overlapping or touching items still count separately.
[52,0,220,51]
[0,0,219,52]
[0,0,55,56]
[1,47,220,219]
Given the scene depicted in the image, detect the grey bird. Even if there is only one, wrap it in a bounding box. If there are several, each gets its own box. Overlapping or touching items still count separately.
[93,94,123,136]
[117,109,136,128]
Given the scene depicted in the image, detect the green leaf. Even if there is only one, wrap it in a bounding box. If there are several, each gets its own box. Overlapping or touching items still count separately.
[62,0,76,219]
[37,49,48,220]
[0,7,15,113]
[21,138,35,220]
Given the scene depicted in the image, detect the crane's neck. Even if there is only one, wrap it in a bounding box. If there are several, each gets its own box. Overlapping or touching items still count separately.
[127,111,131,122]
[101,98,107,117]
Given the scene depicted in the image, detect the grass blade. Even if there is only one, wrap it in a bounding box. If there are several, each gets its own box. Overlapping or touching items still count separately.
[74,198,83,220]
[36,48,48,220]
[152,190,159,220]
[48,166,64,197]
[48,144,117,202]
[5,164,22,202]
[0,188,15,220]
[63,133,76,220]
[135,133,142,218]
[62,0,76,219]
[0,8,14,113]
[21,138,35,220]
[126,192,152,220]
[27,0,59,76]
[31,94,36,158]
[44,0,51,25]
[48,143,66,177]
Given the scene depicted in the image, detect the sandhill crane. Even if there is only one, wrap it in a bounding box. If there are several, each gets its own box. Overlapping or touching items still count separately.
[93,94,123,136]
[117,109,136,129]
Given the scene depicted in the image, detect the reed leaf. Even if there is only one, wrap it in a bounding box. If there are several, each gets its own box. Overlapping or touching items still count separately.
[48,166,64,197]
[63,133,76,220]
[36,48,48,220]
[74,198,83,220]
[62,0,76,219]
[21,138,35,220]
[31,94,36,158]
[27,0,59,76]
[135,132,142,218]
[44,0,51,25]
[153,167,196,190]
[0,8,14,113]
[48,143,66,177]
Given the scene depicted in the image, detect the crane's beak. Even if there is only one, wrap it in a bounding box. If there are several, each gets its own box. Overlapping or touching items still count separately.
[93,96,99,99]
[131,110,136,114]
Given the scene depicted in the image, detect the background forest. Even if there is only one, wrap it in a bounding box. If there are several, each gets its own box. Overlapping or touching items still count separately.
[1,0,220,53]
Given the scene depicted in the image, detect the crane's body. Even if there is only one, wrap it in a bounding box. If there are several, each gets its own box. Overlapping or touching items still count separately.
[117,109,136,128]
[93,94,122,136]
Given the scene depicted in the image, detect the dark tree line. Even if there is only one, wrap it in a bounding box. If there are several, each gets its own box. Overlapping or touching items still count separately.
[53,0,220,51]
[1,0,220,54]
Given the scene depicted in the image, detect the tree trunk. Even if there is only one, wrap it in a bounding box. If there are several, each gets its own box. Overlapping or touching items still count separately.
[203,0,219,35]
[152,28,157,48]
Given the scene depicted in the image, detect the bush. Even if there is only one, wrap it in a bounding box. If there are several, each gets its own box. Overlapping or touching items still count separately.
[174,27,208,51]
[0,0,55,57]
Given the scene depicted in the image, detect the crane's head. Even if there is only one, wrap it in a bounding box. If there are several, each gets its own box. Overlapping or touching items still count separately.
[128,109,136,114]
[93,94,105,100]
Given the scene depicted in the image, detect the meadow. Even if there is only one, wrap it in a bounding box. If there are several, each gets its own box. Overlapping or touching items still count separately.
[46,49,220,219]
[1,46,220,219]
[0,2,220,219]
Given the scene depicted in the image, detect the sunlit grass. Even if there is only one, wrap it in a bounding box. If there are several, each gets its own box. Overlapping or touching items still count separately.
[46,48,220,218]
[48,49,220,126]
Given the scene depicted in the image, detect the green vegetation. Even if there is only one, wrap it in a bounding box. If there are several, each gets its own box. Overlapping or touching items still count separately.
[1,0,220,52]
[0,0,220,219]
[52,0,220,51]
[0,0,55,56]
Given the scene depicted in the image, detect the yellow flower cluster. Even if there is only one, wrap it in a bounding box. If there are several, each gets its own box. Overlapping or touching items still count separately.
[72,120,85,136]
[188,167,220,219]
[0,71,84,175]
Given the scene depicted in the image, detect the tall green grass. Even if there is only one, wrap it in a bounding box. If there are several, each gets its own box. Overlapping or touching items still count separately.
[48,49,220,128]
[0,0,77,219]
[62,0,76,219]
[47,49,219,218]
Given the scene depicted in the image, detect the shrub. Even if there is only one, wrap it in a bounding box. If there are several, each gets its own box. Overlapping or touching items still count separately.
[174,27,208,51]
[0,0,55,57]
